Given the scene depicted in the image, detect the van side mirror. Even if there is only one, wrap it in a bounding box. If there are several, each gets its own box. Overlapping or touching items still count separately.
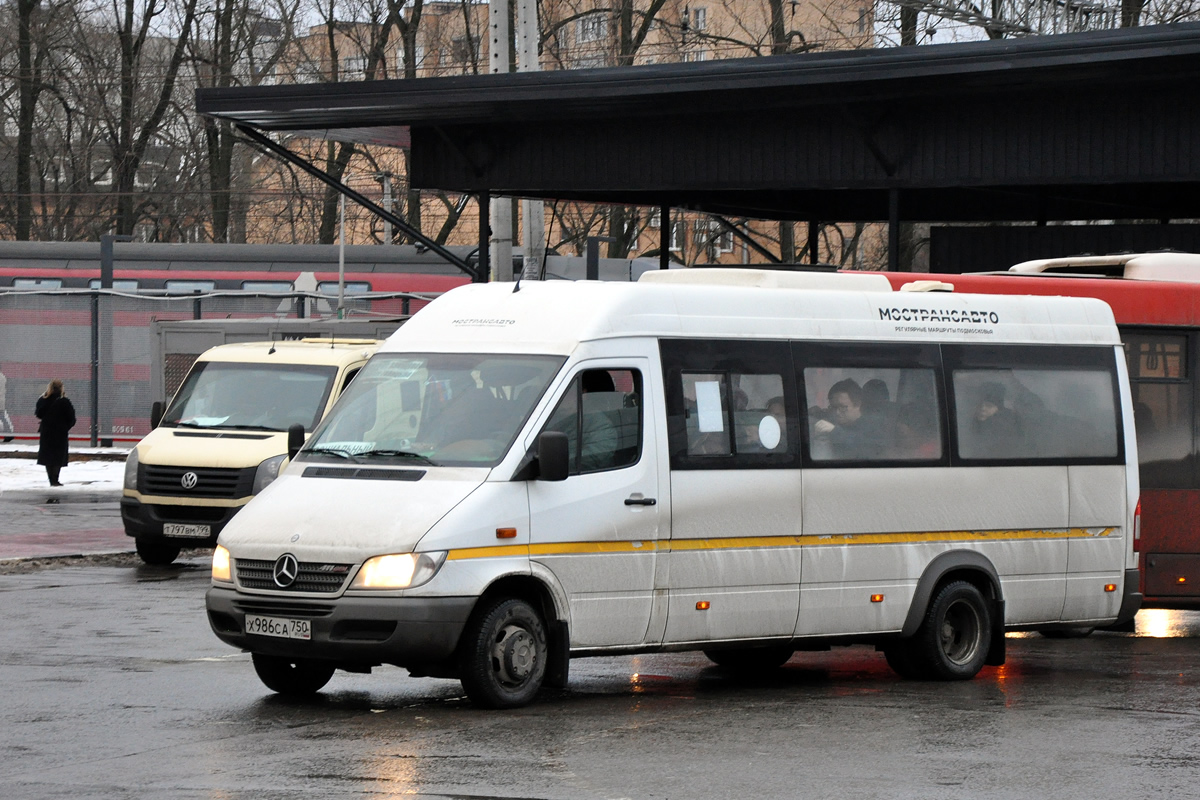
[287,423,306,460]
[150,401,164,429]
[537,431,570,482]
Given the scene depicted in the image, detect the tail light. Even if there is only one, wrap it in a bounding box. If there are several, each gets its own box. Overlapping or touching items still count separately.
[1132,497,1142,553]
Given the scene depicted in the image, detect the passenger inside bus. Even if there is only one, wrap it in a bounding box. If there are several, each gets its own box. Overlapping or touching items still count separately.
[811,378,887,460]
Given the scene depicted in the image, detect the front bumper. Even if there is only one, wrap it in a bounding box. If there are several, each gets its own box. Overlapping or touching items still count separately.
[206,586,476,668]
[121,495,242,546]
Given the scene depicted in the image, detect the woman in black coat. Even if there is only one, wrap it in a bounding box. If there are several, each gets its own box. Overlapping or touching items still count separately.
[36,379,76,486]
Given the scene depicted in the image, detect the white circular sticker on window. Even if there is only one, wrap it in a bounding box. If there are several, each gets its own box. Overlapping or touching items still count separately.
[758,415,782,450]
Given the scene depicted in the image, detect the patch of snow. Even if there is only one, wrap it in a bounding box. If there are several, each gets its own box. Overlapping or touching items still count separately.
[0,457,125,494]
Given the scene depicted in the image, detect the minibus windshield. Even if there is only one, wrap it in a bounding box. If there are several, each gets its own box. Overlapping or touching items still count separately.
[302,353,565,467]
[163,362,338,432]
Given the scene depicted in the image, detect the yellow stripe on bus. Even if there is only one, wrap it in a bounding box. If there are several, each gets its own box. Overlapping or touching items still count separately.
[445,527,1117,561]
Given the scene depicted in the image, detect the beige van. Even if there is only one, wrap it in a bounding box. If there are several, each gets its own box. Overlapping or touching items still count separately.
[122,339,379,564]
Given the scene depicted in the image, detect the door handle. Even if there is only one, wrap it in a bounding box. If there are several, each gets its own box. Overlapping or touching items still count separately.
[624,496,657,506]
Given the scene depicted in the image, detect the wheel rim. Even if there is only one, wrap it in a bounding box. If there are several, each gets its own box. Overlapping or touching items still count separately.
[491,623,537,688]
[940,598,982,665]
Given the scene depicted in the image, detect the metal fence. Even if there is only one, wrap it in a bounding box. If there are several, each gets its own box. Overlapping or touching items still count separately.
[0,288,433,446]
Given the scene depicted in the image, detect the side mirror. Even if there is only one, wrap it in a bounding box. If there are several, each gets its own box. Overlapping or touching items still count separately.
[287,423,306,460]
[150,401,164,429]
[537,431,570,482]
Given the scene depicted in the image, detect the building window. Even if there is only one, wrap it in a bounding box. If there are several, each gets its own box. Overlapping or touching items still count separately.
[669,221,684,252]
[691,7,707,30]
[576,13,608,43]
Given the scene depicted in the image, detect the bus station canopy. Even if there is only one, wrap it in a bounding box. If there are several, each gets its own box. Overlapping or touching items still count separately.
[196,22,1200,224]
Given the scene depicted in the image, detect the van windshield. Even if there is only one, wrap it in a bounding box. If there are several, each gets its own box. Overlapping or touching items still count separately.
[163,362,338,432]
[301,352,565,467]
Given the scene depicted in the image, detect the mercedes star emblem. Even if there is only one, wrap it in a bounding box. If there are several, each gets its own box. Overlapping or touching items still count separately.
[273,554,299,588]
[180,471,199,490]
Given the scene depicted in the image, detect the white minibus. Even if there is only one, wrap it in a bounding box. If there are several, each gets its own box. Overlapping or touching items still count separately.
[206,270,1141,707]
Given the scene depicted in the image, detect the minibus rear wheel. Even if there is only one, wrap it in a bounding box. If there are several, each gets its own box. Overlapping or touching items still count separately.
[459,597,548,709]
[908,580,992,680]
[251,653,336,695]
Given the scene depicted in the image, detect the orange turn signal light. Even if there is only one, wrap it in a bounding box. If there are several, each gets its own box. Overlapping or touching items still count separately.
[1104,584,1117,593]
[1177,576,1188,585]
[870,594,884,603]
[696,601,711,611]
[496,527,517,539]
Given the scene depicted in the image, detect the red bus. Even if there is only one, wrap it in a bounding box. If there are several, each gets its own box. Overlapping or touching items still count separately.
[881,252,1200,609]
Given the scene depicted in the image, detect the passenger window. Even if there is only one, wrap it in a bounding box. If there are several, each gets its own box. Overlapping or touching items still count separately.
[803,367,942,463]
[681,371,789,457]
[946,345,1122,463]
[1124,332,1192,488]
[543,369,642,474]
[662,339,797,470]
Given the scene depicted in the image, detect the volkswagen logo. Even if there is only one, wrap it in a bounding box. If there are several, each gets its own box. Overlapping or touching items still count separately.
[273,553,299,588]
[180,471,199,490]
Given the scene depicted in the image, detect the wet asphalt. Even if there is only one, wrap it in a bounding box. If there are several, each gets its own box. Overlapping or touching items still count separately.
[1,556,1198,799]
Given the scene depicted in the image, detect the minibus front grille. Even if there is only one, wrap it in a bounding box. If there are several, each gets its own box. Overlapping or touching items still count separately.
[139,465,255,499]
[232,599,336,617]
[235,558,353,593]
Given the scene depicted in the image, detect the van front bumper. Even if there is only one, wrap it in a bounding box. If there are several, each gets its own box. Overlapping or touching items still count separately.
[206,586,475,668]
[121,496,241,547]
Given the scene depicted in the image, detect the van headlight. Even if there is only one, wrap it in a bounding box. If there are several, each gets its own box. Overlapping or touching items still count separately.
[123,448,139,490]
[350,551,447,590]
[252,454,288,494]
[212,545,232,583]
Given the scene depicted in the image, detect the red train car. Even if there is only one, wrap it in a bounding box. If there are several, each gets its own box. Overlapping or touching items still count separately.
[0,242,474,443]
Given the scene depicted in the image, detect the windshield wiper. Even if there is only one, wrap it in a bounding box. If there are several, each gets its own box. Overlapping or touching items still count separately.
[219,424,285,432]
[171,420,210,428]
[355,449,436,465]
[306,446,358,461]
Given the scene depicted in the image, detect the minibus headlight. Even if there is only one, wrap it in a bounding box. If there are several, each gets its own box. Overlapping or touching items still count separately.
[351,551,447,590]
[212,545,232,583]
[252,454,288,494]
[123,448,139,490]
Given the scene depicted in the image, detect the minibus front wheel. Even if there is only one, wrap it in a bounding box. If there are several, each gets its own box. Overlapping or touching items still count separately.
[135,537,181,565]
[459,597,548,709]
[252,653,336,695]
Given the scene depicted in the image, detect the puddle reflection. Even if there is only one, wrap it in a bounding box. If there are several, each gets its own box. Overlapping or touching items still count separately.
[1135,608,1200,638]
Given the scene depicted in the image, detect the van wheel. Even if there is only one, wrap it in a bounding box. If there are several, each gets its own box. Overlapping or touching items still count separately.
[883,645,923,679]
[459,597,547,709]
[1040,627,1095,639]
[135,537,181,565]
[908,580,991,680]
[252,653,336,695]
[703,646,793,672]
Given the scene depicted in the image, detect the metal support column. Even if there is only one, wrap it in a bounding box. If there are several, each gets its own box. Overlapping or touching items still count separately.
[89,290,99,447]
[478,190,491,283]
[660,206,670,270]
[888,189,901,272]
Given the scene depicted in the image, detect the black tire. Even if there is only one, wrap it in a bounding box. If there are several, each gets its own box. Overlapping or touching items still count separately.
[703,646,794,672]
[883,644,924,679]
[458,597,548,709]
[252,653,336,695]
[1039,627,1096,639]
[907,580,992,681]
[135,537,181,565]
